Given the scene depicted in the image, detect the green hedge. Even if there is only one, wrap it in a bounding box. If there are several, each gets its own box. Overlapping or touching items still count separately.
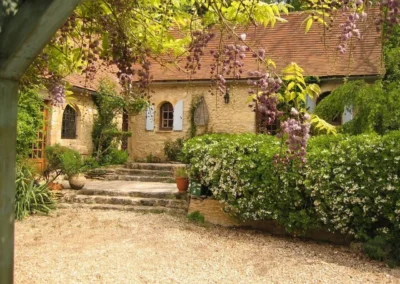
[182,132,400,264]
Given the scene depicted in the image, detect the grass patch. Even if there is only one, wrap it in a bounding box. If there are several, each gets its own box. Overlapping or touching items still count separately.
[187,211,205,224]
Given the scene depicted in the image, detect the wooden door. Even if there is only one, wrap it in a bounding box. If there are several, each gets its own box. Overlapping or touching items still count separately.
[30,104,48,173]
[121,109,129,151]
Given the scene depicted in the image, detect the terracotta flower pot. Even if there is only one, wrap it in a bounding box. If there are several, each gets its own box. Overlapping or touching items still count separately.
[68,174,86,190]
[48,182,63,191]
[176,177,189,192]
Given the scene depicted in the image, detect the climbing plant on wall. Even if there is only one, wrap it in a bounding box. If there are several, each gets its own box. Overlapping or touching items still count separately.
[92,79,148,164]
[16,87,44,161]
[315,25,400,135]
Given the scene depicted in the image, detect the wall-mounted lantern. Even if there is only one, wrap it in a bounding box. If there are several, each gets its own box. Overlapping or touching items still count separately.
[224,88,230,104]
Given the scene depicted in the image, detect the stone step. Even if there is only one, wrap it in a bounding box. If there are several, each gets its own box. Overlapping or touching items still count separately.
[75,188,187,200]
[62,194,188,209]
[57,203,186,215]
[86,168,173,178]
[113,168,173,177]
[127,162,186,171]
[102,174,175,183]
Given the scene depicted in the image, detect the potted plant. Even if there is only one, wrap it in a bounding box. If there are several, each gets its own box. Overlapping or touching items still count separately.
[60,150,86,190]
[174,167,189,192]
[44,144,68,185]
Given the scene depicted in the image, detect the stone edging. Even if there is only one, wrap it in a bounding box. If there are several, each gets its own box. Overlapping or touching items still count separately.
[188,195,353,246]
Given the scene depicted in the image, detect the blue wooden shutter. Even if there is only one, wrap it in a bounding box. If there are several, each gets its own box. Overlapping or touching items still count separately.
[173,100,184,131]
[342,105,353,124]
[306,95,316,113]
[145,105,155,131]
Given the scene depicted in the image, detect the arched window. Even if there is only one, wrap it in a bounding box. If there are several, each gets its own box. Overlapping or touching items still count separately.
[160,102,174,130]
[316,91,331,105]
[61,105,77,139]
[316,91,341,125]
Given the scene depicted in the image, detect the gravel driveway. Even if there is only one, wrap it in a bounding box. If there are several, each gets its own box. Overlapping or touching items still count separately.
[14,209,400,284]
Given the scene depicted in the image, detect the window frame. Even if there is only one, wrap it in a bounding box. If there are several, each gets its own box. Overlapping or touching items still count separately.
[256,110,280,135]
[159,102,174,131]
[61,105,77,139]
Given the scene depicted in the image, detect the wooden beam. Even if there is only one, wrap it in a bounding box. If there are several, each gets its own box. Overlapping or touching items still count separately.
[0,0,82,80]
[0,1,81,283]
[0,78,19,284]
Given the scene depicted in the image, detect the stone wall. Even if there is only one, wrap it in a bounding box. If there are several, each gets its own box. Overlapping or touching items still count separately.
[47,92,97,156]
[43,78,349,159]
[129,79,345,160]
[189,197,241,227]
[188,197,352,245]
[129,83,257,160]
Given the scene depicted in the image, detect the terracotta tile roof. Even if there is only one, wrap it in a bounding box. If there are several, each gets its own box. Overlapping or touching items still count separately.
[67,10,383,91]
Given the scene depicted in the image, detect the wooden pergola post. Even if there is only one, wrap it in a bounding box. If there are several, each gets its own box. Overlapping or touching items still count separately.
[0,1,81,283]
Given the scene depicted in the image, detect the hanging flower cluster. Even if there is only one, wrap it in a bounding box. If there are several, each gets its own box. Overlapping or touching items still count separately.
[279,110,311,164]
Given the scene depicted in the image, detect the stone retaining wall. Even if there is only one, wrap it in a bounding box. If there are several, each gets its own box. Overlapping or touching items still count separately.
[188,196,352,246]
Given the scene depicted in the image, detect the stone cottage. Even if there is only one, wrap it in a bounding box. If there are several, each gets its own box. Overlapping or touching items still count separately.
[33,12,383,168]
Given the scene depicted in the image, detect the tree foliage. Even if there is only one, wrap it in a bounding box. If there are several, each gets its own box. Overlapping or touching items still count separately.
[315,80,400,135]
[315,25,400,135]
[15,0,400,161]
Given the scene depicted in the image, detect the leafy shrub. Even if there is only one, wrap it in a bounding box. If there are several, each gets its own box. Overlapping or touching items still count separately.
[101,147,128,165]
[15,164,56,220]
[183,132,400,262]
[45,144,86,178]
[164,138,184,162]
[187,211,205,224]
[146,153,154,163]
[364,231,400,267]
[144,153,162,163]
[59,149,83,176]
[45,144,71,175]
[16,88,44,160]
[183,134,314,232]
[83,156,100,170]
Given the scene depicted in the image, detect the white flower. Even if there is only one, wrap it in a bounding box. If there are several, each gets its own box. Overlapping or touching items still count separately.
[290,107,299,116]
[239,33,246,41]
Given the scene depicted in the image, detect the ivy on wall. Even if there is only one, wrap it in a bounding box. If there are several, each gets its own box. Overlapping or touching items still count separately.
[16,88,44,161]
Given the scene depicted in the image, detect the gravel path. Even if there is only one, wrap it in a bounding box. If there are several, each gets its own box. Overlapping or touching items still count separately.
[15,209,400,284]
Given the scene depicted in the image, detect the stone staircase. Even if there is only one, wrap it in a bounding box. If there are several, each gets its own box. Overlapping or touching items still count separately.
[57,163,189,214]
[85,162,186,183]
[57,187,189,215]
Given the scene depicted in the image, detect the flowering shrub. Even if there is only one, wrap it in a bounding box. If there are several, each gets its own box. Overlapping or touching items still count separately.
[183,134,316,232]
[183,132,400,263]
[306,133,400,238]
